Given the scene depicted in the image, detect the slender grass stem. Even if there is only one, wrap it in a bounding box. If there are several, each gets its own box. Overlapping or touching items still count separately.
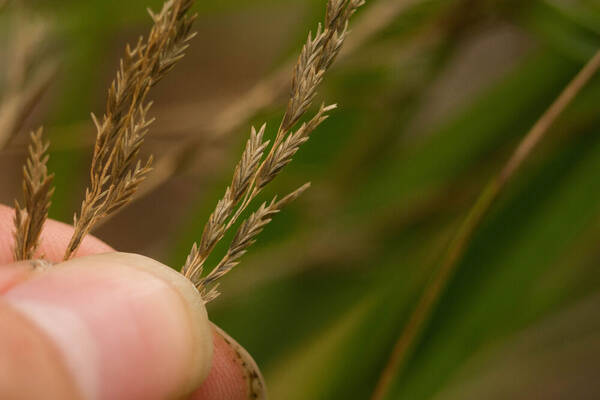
[369,49,600,400]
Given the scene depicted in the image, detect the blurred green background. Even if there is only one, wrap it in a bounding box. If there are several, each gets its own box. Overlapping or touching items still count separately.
[2,0,600,398]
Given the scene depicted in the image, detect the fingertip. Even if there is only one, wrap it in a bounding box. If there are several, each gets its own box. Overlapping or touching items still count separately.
[3,252,213,400]
[0,261,36,294]
[0,250,268,400]
[191,325,266,400]
[0,204,113,264]
[37,219,113,260]
[0,300,81,399]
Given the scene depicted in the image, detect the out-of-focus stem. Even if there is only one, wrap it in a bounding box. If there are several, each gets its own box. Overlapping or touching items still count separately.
[369,49,600,400]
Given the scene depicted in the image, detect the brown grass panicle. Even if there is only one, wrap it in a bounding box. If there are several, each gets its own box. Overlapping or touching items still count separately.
[13,128,54,261]
[63,0,197,260]
[183,0,365,302]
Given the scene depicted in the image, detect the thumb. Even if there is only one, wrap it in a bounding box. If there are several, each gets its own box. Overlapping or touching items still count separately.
[0,252,213,400]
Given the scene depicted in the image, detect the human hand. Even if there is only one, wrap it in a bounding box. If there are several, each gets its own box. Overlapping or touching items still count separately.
[0,205,264,400]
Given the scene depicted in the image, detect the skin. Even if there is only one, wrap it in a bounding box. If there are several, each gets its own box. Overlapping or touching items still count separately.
[0,204,254,400]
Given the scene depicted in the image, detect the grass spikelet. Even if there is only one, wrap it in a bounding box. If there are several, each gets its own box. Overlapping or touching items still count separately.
[183,0,364,301]
[256,103,336,190]
[64,0,197,259]
[13,128,54,261]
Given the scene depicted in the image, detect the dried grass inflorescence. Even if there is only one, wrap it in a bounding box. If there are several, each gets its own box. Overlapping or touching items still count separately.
[63,0,197,260]
[8,0,363,305]
[183,0,365,301]
[13,128,54,261]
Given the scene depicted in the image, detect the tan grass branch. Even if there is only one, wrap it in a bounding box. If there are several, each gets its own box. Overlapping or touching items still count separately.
[13,128,54,261]
[195,183,311,303]
[63,0,197,259]
[183,0,364,301]
[369,49,600,400]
